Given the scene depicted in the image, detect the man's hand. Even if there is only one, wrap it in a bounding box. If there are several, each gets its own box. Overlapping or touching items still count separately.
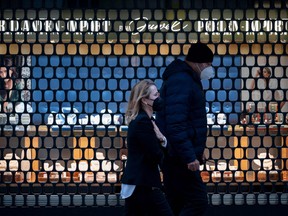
[187,159,200,171]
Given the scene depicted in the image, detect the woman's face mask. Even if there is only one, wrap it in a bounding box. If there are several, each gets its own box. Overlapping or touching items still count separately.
[152,97,164,111]
[200,66,215,80]
[147,97,164,111]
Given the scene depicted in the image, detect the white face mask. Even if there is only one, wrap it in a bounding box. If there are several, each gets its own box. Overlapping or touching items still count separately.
[200,66,215,80]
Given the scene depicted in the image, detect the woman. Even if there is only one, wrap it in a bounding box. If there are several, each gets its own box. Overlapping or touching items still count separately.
[121,79,173,216]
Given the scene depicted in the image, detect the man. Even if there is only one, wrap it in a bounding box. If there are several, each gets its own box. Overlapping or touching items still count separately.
[156,43,214,216]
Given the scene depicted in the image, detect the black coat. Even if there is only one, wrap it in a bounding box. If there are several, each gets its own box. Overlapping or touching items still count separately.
[121,110,164,188]
[157,59,207,165]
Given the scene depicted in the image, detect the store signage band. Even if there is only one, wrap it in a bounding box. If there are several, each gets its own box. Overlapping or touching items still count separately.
[0,18,287,34]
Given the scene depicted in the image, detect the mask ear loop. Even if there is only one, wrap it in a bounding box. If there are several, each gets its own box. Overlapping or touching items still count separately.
[141,97,148,106]
[195,64,202,74]
[142,97,153,108]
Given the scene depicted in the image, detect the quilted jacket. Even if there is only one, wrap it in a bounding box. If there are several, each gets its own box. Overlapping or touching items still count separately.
[156,59,207,164]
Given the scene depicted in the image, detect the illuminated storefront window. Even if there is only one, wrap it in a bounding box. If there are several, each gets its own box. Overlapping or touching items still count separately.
[0,0,287,207]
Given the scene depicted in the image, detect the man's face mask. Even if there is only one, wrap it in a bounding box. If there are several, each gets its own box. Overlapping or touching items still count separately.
[200,66,215,80]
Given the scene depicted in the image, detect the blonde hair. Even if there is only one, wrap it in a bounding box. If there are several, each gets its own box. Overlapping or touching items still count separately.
[125,79,155,125]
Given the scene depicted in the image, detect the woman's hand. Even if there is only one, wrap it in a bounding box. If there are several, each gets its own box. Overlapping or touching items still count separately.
[151,120,165,142]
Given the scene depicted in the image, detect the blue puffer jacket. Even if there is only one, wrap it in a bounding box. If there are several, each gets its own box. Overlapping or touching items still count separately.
[156,59,207,164]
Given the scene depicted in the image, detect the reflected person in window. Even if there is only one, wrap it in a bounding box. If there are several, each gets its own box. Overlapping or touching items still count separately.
[121,79,174,216]
[0,56,19,113]
[249,67,286,123]
[156,43,215,216]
